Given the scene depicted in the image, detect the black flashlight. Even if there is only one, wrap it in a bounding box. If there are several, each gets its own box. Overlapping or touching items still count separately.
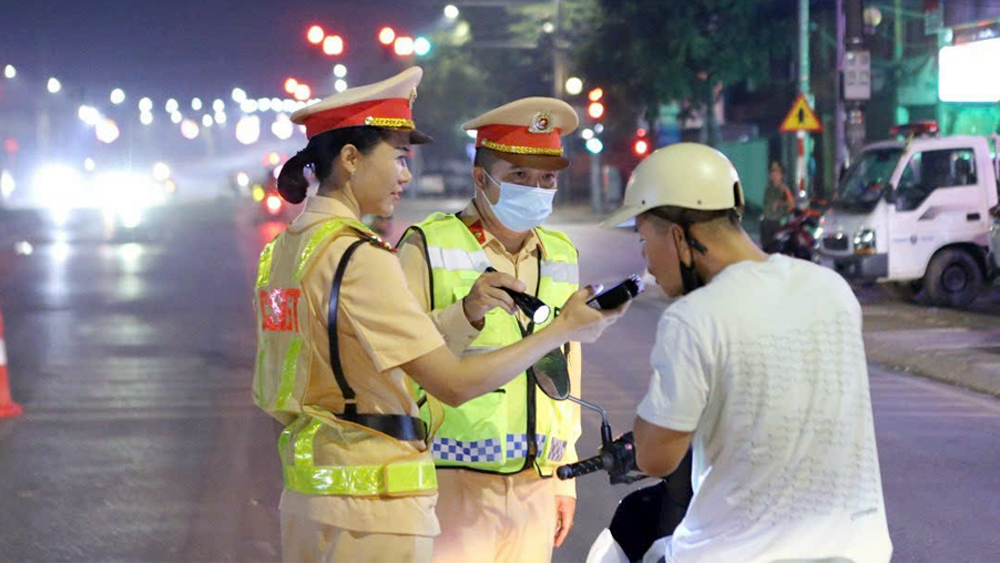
[484,267,551,324]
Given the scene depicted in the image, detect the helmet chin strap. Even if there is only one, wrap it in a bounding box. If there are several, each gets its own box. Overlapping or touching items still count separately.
[678,224,707,295]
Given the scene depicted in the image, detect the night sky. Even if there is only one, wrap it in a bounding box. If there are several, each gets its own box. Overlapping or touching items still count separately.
[0,0,442,104]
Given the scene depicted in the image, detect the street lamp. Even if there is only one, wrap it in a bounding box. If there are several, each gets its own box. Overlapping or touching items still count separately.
[78,105,100,126]
[213,99,225,112]
[3,65,15,79]
[138,97,153,112]
[180,119,200,140]
[323,35,345,56]
[111,88,126,104]
[96,119,120,144]
[334,79,348,93]
[444,5,459,20]
[165,98,179,113]
[294,83,312,101]
[47,77,62,94]
[235,115,261,145]
[307,25,325,45]
[565,77,583,96]
[140,112,153,125]
[394,36,415,56]
[284,78,299,95]
[231,88,247,103]
[192,98,203,111]
[379,27,396,45]
[585,137,603,154]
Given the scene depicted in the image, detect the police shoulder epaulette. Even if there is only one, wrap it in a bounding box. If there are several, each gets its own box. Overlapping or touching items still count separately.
[362,233,397,254]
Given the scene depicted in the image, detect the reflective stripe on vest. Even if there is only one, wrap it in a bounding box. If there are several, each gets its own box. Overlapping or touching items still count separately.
[279,417,438,496]
[408,212,579,474]
[254,217,436,497]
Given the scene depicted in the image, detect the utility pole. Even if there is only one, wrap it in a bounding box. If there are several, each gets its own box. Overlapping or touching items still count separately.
[844,0,868,157]
[835,0,848,179]
[796,0,812,201]
[553,0,566,99]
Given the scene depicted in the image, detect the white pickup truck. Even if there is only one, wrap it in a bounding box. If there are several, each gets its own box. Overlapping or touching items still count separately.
[816,123,999,307]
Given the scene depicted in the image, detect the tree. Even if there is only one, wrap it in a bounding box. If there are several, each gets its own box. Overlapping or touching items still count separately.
[575,0,791,148]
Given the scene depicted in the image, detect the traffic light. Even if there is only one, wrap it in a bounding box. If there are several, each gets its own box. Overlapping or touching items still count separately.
[633,128,650,156]
[633,139,649,156]
[587,101,604,120]
[586,87,604,120]
[414,36,432,57]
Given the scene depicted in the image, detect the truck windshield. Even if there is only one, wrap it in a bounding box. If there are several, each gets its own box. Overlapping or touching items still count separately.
[833,148,903,212]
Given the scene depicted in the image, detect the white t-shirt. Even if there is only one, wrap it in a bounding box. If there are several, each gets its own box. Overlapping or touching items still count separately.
[636,254,892,563]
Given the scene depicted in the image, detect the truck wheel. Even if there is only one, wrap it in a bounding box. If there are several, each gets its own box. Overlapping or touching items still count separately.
[923,248,984,308]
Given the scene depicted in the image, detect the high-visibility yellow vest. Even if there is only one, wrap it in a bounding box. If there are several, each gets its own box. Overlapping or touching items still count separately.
[402,212,580,475]
[253,217,437,497]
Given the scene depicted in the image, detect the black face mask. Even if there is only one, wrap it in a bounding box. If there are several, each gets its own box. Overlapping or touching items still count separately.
[677,224,706,295]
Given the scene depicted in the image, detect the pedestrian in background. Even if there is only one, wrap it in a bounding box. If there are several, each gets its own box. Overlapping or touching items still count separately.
[759,160,794,249]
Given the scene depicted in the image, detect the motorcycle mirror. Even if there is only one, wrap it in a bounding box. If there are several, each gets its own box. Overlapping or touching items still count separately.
[532,348,570,400]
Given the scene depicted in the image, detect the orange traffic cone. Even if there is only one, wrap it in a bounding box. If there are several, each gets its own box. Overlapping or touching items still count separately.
[0,305,23,418]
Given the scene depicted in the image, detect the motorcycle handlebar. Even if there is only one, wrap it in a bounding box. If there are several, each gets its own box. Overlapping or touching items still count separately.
[557,452,609,479]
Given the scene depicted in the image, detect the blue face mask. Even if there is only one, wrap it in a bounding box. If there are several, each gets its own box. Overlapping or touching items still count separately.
[481,171,555,232]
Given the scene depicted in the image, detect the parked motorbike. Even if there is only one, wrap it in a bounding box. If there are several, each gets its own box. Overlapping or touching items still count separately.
[764,204,825,261]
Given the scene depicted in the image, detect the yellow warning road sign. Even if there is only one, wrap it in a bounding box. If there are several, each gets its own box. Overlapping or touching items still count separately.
[779,93,823,133]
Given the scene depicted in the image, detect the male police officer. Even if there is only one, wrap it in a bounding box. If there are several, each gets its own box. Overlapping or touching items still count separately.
[398,97,581,563]
[601,143,892,563]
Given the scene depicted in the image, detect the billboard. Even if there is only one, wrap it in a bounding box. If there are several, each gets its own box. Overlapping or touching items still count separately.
[939,37,1000,102]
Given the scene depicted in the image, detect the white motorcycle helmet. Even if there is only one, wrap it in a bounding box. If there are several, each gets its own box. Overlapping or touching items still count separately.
[600,142,744,229]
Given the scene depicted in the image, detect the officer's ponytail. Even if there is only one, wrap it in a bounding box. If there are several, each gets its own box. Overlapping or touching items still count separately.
[277,149,312,204]
[277,126,396,204]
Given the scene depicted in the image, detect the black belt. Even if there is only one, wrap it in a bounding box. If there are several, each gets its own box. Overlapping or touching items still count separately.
[328,237,427,443]
[338,413,428,442]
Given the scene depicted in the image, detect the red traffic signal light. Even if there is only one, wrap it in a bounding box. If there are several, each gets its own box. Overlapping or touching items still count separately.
[379,27,396,45]
[633,139,650,156]
[587,101,605,120]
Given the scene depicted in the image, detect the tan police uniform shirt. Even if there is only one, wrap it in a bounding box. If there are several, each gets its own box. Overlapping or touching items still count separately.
[278,194,446,537]
[398,199,581,498]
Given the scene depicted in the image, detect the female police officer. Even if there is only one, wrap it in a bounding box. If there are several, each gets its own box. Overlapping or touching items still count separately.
[252,67,625,562]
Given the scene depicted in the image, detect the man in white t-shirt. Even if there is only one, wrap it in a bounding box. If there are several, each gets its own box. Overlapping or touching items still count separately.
[600,143,892,563]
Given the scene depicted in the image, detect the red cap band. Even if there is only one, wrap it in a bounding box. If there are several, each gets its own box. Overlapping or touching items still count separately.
[475,124,563,156]
[302,98,413,139]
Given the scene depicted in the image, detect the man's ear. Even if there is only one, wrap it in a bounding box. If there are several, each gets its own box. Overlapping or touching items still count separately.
[671,224,693,265]
[472,167,487,190]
